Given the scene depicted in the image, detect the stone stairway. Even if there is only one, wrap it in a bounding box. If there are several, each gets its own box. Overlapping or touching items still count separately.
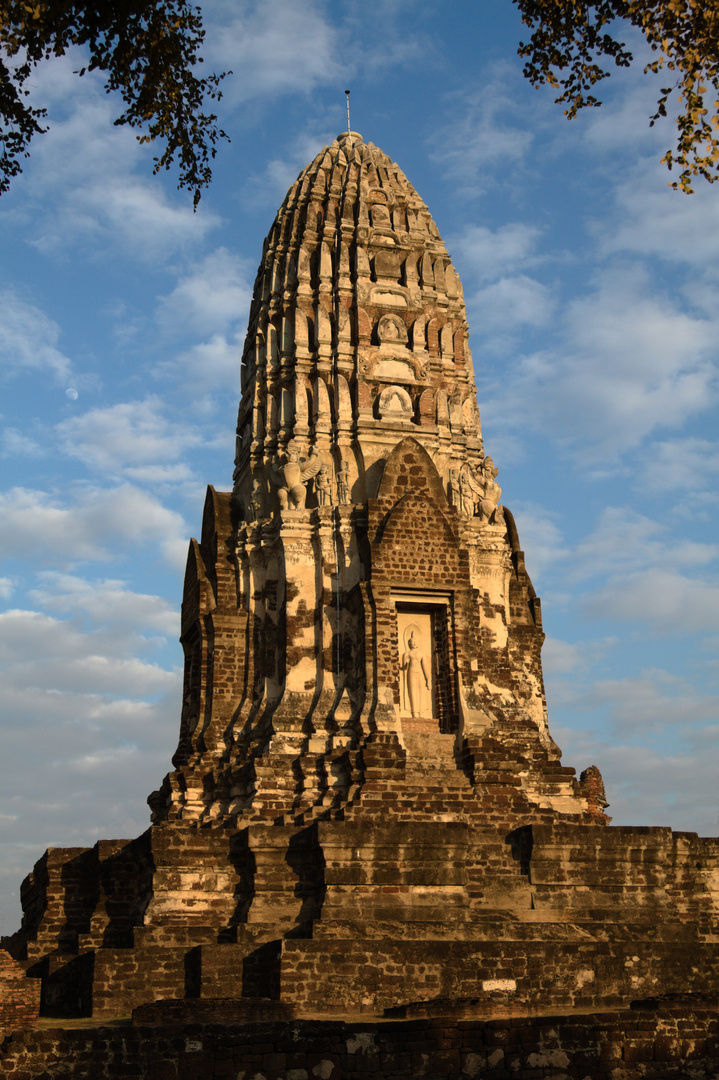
[402,728,468,783]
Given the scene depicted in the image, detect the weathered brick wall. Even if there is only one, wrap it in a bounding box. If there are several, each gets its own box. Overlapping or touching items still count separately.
[6,817,719,1021]
[0,949,40,1033]
[2,1008,719,1078]
[275,939,719,1017]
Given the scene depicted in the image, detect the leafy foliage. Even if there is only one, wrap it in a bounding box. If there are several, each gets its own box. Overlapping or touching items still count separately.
[515,0,719,192]
[0,0,228,205]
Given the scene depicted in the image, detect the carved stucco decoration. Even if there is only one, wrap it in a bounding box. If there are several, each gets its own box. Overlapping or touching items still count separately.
[315,466,333,506]
[359,315,428,384]
[270,441,322,509]
[378,385,413,422]
[478,457,502,522]
[378,314,408,344]
[282,541,312,566]
[336,460,351,505]
[400,627,431,719]
[246,478,265,523]
[359,347,428,383]
[462,396,481,435]
[143,130,618,873]
[457,457,503,522]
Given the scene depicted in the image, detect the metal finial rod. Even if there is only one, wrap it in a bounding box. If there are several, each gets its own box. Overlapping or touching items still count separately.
[345,90,351,137]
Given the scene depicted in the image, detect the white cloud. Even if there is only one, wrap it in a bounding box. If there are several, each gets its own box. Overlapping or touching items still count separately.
[432,68,535,191]
[0,568,184,936]
[0,603,176,668]
[586,568,719,634]
[1,428,44,457]
[556,723,719,835]
[156,248,252,338]
[57,397,201,475]
[450,223,543,283]
[539,506,719,634]
[244,154,313,207]
[57,180,217,262]
[637,437,719,501]
[543,635,618,677]
[582,78,668,156]
[29,572,178,636]
[601,167,719,266]
[469,275,555,332]
[606,744,719,834]
[542,636,584,675]
[149,249,248,415]
[0,677,181,934]
[567,271,715,383]
[123,463,197,486]
[158,333,243,395]
[2,644,175,698]
[550,654,719,834]
[0,290,73,382]
[205,0,344,103]
[572,507,718,582]
[522,502,719,649]
[0,577,15,599]
[449,225,555,345]
[239,125,340,208]
[69,745,139,773]
[583,669,718,733]
[203,0,434,123]
[16,52,218,260]
[0,484,187,563]
[509,503,571,583]
[484,265,719,460]
[561,271,716,447]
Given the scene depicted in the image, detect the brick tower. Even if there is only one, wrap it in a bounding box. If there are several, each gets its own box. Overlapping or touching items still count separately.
[6,133,719,1021]
[150,129,592,831]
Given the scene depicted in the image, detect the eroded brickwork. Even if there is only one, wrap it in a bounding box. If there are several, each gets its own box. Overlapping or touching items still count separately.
[2,1008,719,1079]
[0,948,40,1033]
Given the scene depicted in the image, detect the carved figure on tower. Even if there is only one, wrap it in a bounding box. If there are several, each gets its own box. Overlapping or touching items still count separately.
[246,478,264,522]
[315,465,332,506]
[401,631,431,718]
[478,455,502,522]
[270,441,322,510]
[336,460,350,505]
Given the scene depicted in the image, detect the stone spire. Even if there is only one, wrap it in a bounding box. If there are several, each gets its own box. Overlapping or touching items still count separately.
[232,130,484,520]
[153,132,586,825]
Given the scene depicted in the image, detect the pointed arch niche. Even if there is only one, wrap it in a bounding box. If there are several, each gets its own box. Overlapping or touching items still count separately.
[392,588,456,734]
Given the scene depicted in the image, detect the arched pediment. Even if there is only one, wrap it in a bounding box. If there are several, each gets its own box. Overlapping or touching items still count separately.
[377,436,448,508]
[376,488,458,553]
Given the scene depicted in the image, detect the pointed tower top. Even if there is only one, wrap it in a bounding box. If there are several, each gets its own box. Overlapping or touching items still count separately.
[233,134,485,520]
[337,130,364,145]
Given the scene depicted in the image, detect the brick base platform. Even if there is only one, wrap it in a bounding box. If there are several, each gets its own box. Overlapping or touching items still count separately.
[2,1005,719,1079]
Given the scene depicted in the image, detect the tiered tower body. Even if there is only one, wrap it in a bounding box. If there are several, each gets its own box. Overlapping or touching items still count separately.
[5,134,719,1022]
[154,130,586,828]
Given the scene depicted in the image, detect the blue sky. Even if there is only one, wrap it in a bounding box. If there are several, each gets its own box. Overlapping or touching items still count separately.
[1,0,718,933]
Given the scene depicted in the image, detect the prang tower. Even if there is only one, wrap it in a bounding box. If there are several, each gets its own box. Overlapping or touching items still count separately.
[153,130,591,828]
[7,133,719,1023]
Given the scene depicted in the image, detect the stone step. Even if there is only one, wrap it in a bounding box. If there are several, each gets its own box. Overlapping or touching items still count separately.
[402,732,458,754]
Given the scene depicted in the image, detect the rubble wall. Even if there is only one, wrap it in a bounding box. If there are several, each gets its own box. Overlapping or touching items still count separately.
[2,1008,719,1079]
